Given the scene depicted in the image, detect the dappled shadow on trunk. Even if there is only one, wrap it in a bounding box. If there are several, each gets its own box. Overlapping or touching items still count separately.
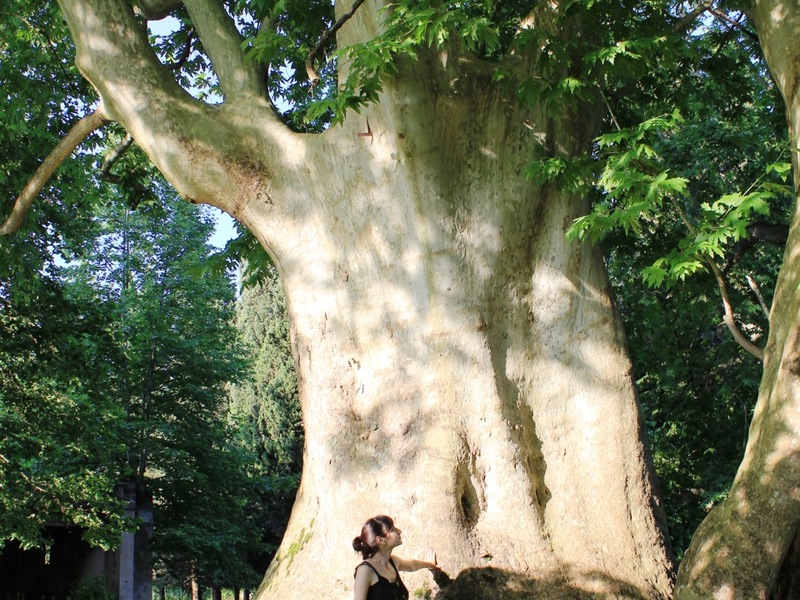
[431,566,654,600]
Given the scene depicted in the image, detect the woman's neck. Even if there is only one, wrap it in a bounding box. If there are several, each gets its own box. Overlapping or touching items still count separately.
[370,548,393,566]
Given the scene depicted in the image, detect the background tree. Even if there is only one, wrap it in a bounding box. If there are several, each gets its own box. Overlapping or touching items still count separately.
[0,283,129,551]
[0,0,128,551]
[62,188,264,591]
[0,1,266,590]
[0,162,265,594]
[228,265,303,568]
[558,3,800,596]
[0,1,272,591]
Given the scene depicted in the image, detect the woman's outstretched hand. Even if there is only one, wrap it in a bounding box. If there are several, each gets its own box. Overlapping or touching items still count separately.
[425,550,442,572]
[427,551,451,589]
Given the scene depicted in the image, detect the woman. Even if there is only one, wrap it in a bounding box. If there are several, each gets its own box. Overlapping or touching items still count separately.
[352,515,440,600]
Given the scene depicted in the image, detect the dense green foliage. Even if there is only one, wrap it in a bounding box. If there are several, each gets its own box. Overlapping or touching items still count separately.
[0,283,130,549]
[0,0,100,289]
[1,173,268,587]
[0,0,302,589]
[228,266,302,566]
[575,15,790,556]
[0,0,125,550]
[63,191,265,589]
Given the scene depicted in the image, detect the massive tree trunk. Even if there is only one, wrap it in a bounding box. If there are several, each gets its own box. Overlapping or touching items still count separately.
[674,1,800,598]
[56,0,675,597]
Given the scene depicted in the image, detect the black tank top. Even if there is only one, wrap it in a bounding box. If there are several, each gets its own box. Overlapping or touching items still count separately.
[355,558,409,600]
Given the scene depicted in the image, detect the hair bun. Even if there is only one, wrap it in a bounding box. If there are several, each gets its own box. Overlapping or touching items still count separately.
[352,536,364,552]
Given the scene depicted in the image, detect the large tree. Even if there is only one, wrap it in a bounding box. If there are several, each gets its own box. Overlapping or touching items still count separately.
[45,0,676,597]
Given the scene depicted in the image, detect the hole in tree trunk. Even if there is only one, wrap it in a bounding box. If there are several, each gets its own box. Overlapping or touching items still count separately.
[457,465,481,528]
[770,531,800,600]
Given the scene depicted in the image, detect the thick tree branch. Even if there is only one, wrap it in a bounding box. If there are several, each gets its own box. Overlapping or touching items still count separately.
[134,0,182,21]
[671,1,714,35]
[0,109,107,236]
[100,134,135,179]
[669,197,764,360]
[724,220,789,273]
[746,274,771,319]
[709,8,760,43]
[707,258,765,361]
[183,0,265,100]
[306,0,368,85]
[58,0,194,117]
[58,0,291,215]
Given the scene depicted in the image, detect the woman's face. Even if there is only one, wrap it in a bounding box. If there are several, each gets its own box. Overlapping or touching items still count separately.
[382,525,403,549]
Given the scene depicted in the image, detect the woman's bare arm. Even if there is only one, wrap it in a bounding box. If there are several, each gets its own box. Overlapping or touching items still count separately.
[394,556,440,572]
[354,564,376,600]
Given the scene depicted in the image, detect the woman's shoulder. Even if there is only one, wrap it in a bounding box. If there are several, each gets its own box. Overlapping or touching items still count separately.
[354,560,379,583]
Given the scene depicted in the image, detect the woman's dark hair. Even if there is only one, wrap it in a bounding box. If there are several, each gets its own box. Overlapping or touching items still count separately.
[352,515,394,559]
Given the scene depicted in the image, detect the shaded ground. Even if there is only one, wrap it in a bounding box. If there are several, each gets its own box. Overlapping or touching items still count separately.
[431,566,660,600]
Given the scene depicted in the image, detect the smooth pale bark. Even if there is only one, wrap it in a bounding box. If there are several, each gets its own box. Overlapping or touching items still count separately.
[57,0,675,597]
[0,109,106,235]
[674,1,800,598]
